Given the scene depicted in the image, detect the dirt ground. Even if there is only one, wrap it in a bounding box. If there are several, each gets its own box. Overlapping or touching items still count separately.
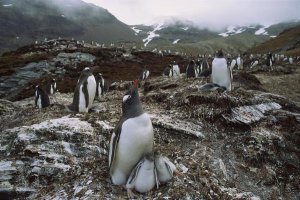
[254,66,300,106]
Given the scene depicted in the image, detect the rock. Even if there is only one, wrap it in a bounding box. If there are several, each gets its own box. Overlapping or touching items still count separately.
[222,102,282,125]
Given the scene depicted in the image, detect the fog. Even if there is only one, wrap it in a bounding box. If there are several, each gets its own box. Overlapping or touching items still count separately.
[83,0,300,30]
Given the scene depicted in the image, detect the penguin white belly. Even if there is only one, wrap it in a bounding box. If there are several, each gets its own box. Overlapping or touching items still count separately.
[50,85,54,95]
[78,85,88,112]
[98,82,102,97]
[37,95,42,109]
[145,70,150,79]
[156,158,173,183]
[173,65,180,76]
[132,165,156,193]
[111,113,154,185]
[212,59,231,91]
[87,75,96,109]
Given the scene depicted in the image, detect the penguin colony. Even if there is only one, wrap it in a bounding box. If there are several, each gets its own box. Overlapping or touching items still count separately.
[31,48,296,198]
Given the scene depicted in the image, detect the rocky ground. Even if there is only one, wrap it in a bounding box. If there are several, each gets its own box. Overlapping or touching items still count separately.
[0,41,300,199]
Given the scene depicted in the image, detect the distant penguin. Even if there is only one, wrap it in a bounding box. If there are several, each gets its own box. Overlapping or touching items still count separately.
[212,50,232,91]
[172,61,180,76]
[163,64,173,77]
[250,60,259,68]
[139,67,150,81]
[237,54,243,70]
[68,67,96,112]
[186,60,197,78]
[46,78,57,95]
[230,59,237,70]
[198,58,211,77]
[195,59,202,75]
[126,153,158,198]
[266,53,273,68]
[35,85,50,109]
[96,73,105,98]
[109,80,154,185]
[154,152,181,184]
[289,57,293,64]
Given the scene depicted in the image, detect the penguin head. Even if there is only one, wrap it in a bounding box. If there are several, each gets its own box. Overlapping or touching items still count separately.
[190,60,195,65]
[122,80,142,115]
[82,67,93,76]
[216,49,224,58]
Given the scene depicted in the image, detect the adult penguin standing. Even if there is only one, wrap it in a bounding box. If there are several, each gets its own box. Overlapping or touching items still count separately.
[186,60,197,78]
[109,80,154,185]
[35,85,50,109]
[96,73,105,98]
[212,49,232,91]
[67,67,96,112]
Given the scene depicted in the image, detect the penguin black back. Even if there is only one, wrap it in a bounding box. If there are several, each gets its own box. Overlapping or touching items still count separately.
[69,67,94,112]
[186,60,196,78]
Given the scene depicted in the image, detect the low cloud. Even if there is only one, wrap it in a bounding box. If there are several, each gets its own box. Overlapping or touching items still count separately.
[83,0,300,30]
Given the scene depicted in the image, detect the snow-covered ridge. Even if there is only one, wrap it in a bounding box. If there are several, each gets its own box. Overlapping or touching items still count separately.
[218,26,246,37]
[131,26,142,35]
[143,23,165,47]
[255,25,270,35]
[181,27,189,31]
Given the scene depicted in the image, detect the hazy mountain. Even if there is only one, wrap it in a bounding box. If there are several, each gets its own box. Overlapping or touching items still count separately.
[248,25,300,56]
[131,19,300,54]
[0,0,139,54]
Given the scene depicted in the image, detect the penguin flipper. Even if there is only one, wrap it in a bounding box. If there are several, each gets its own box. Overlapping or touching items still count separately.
[82,80,89,108]
[126,160,143,187]
[109,118,124,170]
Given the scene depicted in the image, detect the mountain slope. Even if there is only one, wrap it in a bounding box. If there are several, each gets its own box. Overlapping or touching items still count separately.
[0,0,139,54]
[131,20,300,54]
[248,25,300,55]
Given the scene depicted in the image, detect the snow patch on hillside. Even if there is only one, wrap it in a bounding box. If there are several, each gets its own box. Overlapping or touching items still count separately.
[173,39,180,44]
[181,27,189,31]
[219,26,246,37]
[255,25,270,35]
[143,23,165,47]
[3,4,13,7]
[131,27,142,35]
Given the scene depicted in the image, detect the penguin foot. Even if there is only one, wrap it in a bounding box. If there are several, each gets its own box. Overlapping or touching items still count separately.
[174,169,183,176]
[127,188,136,199]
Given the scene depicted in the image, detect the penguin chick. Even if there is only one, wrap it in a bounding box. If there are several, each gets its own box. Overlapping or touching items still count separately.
[126,153,159,198]
[109,80,154,185]
[154,153,181,184]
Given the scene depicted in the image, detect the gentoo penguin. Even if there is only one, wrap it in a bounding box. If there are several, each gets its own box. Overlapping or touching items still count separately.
[211,50,232,91]
[139,67,150,81]
[171,61,180,76]
[237,54,243,70]
[250,59,259,68]
[198,57,212,77]
[45,78,57,95]
[154,152,181,184]
[289,57,293,64]
[96,73,105,98]
[35,85,50,109]
[109,80,154,185]
[163,64,173,77]
[230,59,237,70]
[266,53,273,67]
[126,153,159,198]
[68,67,96,112]
[186,60,197,78]
[195,59,202,75]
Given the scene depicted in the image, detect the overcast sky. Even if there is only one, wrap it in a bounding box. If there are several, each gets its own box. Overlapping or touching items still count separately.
[83,0,300,29]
